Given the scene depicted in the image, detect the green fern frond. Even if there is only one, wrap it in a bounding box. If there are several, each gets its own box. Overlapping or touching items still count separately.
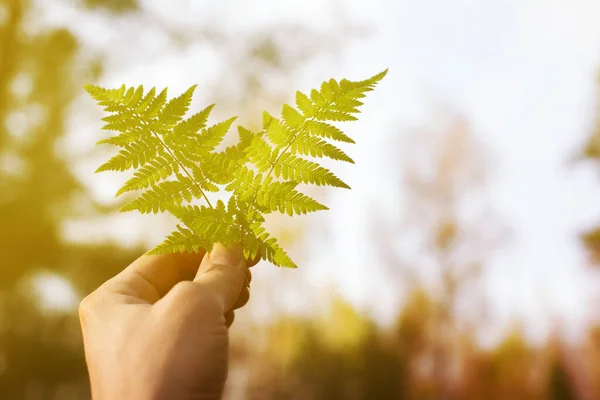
[96,133,136,147]
[225,165,263,201]
[199,152,238,185]
[190,165,220,192]
[87,68,387,268]
[158,85,196,126]
[290,135,354,163]
[243,222,296,268]
[147,225,204,255]
[209,125,258,165]
[273,153,349,188]
[255,181,328,216]
[306,120,355,144]
[263,112,293,146]
[100,109,138,133]
[84,84,126,107]
[171,104,215,140]
[136,87,157,112]
[116,152,176,195]
[281,104,306,128]
[195,116,238,152]
[120,176,200,214]
[246,136,276,172]
[125,85,145,107]
[314,110,357,122]
[171,201,241,251]
[295,91,316,117]
[145,88,168,118]
[95,136,162,172]
[237,125,257,145]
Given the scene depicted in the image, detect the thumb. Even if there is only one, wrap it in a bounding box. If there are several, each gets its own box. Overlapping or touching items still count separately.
[193,242,247,313]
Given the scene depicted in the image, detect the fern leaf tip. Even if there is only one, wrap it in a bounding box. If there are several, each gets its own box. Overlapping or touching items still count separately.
[115,187,129,197]
[83,83,96,93]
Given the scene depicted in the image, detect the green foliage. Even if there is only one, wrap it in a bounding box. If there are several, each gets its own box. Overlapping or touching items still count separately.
[85,70,387,267]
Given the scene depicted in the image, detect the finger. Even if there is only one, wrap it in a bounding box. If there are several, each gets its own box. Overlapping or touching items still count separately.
[193,243,246,313]
[102,251,205,304]
[232,287,250,310]
[245,268,252,286]
[225,310,235,328]
[247,252,261,268]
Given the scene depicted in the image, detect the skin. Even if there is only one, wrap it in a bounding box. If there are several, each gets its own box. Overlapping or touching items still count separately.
[79,242,258,400]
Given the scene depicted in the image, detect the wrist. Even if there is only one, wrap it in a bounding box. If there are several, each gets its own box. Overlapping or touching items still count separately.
[91,378,156,400]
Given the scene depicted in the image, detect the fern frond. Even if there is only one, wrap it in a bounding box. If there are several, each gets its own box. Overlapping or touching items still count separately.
[225,165,263,201]
[281,104,306,129]
[147,225,203,255]
[136,87,157,112]
[295,90,316,117]
[243,222,296,268]
[238,125,256,145]
[171,104,215,141]
[120,176,201,214]
[290,135,354,163]
[87,68,387,268]
[273,152,349,188]
[170,201,241,251]
[84,84,126,107]
[256,181,328,216]
[157,85,196,126]
[100,109,138,133]
[145,88,168,118]
[116,151,176,195]
[190,165,220,192]
[310,69,388,119]
[263,112,293,146]
[199,152,238,185]
[124,85,145,107]
[96,133,137,148]
[195,116,238,152]
[310,88,327,107]
[95,136,161,172]
[212,125,258,165]
[305,120,355,144]
[246,136,276,172]
[314,110,357,122]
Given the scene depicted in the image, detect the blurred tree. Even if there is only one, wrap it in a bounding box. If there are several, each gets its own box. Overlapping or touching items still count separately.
[579,326,600,399]
[579,72,600,265]
[460,328,544,400]
[373,115,507,398]
[0,0,144,397]
[393,288,437,399]
[548,359,578,400]
[81,0,138,13]
[245,296,403,400]
[244,287,593,400]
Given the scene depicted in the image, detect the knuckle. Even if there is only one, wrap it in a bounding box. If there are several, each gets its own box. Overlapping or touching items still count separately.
[169,281,200,300]
[78,293,96,323]
[167,281,223,318]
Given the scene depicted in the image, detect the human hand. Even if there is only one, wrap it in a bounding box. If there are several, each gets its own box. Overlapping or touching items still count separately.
[79,243,256,400]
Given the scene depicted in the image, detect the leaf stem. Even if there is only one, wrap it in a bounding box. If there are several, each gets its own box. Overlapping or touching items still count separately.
[137,114,214,209]
[248,113,320,210]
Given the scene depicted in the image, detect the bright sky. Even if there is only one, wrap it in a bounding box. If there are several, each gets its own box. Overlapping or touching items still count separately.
[42,0,600,344]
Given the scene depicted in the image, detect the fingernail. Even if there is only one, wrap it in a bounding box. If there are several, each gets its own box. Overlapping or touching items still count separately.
[210,242,243,267]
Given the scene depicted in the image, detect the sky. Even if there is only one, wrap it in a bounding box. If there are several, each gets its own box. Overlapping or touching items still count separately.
[39,0,600,344]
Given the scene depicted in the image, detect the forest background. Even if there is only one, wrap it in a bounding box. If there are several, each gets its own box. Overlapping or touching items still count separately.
[2,0,600,398]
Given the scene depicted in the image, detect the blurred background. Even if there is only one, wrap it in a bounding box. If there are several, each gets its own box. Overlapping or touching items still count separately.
[3,0,600,398]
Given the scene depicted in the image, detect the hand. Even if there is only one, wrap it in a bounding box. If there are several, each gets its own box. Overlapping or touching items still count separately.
[79,243,256,400]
